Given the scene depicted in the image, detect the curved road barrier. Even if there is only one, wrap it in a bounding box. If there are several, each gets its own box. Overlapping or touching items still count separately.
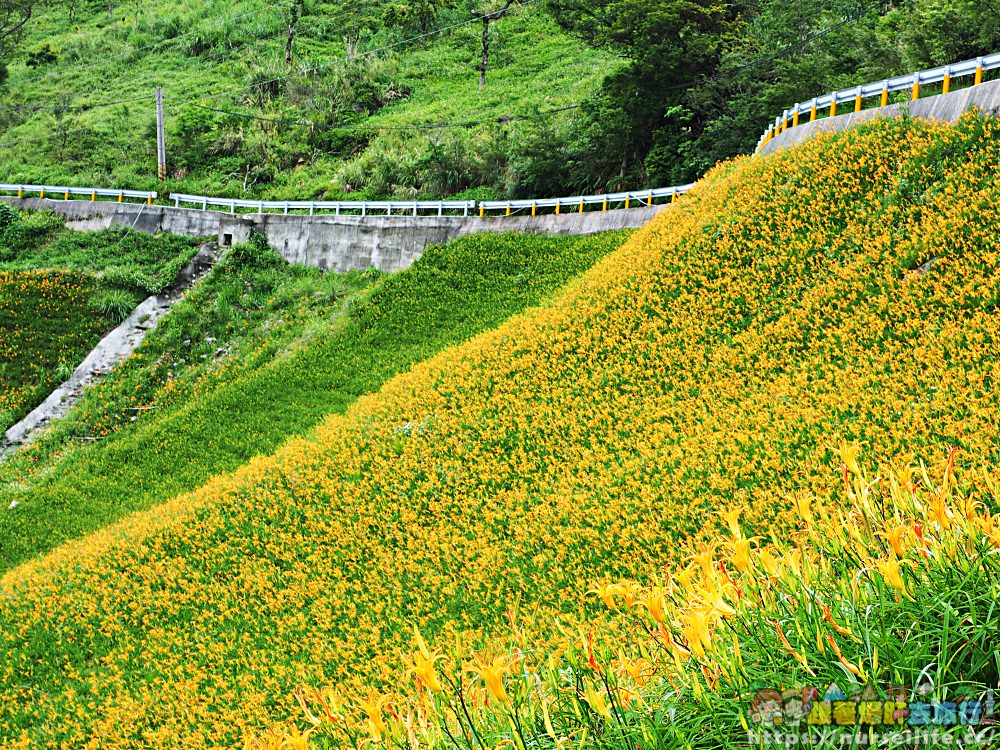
[756,52,1000,153]
[3,51,998,220]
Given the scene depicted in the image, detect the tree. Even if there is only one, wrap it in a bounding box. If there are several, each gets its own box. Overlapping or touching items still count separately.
[549,0,741,188]
[0,0,32,63]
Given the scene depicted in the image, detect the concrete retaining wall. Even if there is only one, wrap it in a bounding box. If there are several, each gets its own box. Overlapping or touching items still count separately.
[1,196,659,273]
[760,78,1000,156]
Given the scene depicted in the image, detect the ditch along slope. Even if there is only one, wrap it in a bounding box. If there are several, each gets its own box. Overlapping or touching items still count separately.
[1,113,999,747]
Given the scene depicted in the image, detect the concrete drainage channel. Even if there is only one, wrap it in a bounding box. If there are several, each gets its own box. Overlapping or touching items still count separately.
[0,243,220,463]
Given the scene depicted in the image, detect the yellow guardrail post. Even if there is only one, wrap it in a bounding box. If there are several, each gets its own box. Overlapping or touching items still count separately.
[810,99,817,122]
[975,57,984,85]
[792,108,799,128]
[505,205,511,216]
[854,87,862,112]
[830,97,837,117]
[942,67,951,94]
[555,201,560,215]
[531,203,537,217]
[780,112,787,133]
[880,82,889,107]
[624,196,629,209]
[91,191,96,201]
[39,188,45,199]
[479,205,485,218]
[17,188,23,198]
[602,197,608,212]
[579,200,584,213]
[118,192,123,203]
[646,191,652,207]
[147,195,153,205]
[64,190,69,200]
[911,73,920,100]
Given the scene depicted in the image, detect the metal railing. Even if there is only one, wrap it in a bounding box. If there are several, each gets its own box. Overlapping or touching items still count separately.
[478,185,694,217]
[0,183,158,204]
[9,51,996,221]
[169,193,478,217]
[755,52,1000,153]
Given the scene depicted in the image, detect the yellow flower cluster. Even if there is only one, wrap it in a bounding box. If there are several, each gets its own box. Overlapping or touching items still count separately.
[0,270,110,424]
[276,449,998,750]
[2,113,999,747]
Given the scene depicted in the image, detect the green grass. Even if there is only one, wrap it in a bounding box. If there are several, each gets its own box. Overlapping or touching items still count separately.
[0,1,617,199]
[0,229,628,572]
[0,207,203,432]
[0,207,203,293]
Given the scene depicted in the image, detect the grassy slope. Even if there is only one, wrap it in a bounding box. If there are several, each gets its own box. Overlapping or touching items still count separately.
[0,210,201,431]
[2,114,999,746]
[0,231,626,572]
[0,1,614,198]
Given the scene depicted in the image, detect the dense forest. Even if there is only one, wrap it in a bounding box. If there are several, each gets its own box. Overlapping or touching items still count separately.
[0,0,998,198]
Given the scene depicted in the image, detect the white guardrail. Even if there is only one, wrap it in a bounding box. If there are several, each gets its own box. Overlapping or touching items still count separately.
[0,183,157,203]
[755,52,1000,152]
[2,51,996,219]
[479,184,694,216]
[170,193,478,217]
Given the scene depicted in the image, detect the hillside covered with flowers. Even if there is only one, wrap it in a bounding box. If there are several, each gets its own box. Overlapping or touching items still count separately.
[1,112,998,747]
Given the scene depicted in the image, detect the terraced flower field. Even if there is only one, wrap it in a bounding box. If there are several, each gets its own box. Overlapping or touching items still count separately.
[2,112,999,747]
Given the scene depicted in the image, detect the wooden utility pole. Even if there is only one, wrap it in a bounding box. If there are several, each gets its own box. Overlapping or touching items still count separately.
[478,0,517,89]
[155,87,166,181]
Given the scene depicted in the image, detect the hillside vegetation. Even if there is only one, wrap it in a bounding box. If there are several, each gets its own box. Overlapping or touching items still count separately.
[1,113,997,746]
[0,0,614,200]
[0,230,625,571]
[0,206,200,431]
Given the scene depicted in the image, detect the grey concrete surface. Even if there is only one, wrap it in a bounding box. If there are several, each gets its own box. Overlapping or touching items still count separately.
[1,195,661,274]
[759,78,1000,155]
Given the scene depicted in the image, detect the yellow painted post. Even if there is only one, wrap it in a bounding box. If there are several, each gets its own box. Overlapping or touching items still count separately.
[780,113,787,133]
[942,69,951,94]
[91,191,96,202]
[39,189,45,199]
[854,88,862,112]
[830,98,837,118]
[975,58,983,85]
[810,101,817,122]
[671,191,677,203]
[118,192,123,203]
[479,205,485,218]
[602,198,607,212]
[880,84,889,107]
[792,109,799,128]
[646,191,652,207]
[911,74,920,100]
[531,203,537,217]
[624,197,630,209]
[17,188,22,198]
[505,205,511,216]
[555,202,560,215]
[578,200,584,213]
[64,190,69,200]
[148,195,153,205]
